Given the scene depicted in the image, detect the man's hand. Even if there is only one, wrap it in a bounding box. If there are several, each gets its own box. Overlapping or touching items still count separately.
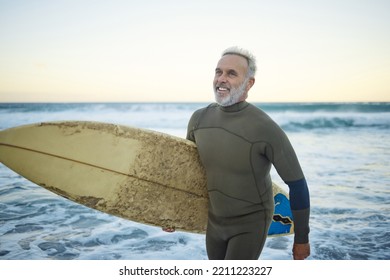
[292,243,310,260]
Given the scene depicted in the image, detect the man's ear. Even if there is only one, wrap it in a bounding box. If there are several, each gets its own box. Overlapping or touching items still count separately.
[246,77,255,91]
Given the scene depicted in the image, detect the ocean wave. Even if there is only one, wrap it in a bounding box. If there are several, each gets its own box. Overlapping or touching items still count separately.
[280,116,390,131]
[0,103,389,133]
[257,102,390,113]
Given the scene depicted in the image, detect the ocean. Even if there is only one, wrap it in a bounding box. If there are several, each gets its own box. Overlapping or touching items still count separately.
[0,102,389,260]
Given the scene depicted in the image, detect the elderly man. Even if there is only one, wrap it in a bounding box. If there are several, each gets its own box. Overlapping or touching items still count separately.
[186,47,310,260]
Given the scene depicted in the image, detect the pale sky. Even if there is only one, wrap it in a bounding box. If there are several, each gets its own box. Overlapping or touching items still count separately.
[0,0,389,103]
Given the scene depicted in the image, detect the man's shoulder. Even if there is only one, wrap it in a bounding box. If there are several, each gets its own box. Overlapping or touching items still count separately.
[245,103,284,132]
[246,103,272,119]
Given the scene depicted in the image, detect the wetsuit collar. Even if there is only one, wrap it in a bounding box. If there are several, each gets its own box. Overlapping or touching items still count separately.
[218,101,249,112]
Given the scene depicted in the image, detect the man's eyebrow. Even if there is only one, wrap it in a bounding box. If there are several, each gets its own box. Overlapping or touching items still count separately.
[228,69,238,74]
[215,68,238,73]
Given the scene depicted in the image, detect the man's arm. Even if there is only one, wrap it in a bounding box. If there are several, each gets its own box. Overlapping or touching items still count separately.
[287,178,310,259]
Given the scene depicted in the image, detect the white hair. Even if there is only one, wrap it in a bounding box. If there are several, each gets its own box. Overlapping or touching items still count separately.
[221,46,257,78]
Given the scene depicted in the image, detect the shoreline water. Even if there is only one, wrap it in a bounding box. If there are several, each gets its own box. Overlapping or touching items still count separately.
[0,102,389,260]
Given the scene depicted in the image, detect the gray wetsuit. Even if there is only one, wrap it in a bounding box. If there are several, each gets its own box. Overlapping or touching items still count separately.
[186,101,310,260]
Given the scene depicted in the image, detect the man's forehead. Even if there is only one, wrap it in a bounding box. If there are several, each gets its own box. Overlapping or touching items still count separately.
[216,54,249,71]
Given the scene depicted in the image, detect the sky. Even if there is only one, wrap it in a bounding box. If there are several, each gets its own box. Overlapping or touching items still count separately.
[0,0,389,103]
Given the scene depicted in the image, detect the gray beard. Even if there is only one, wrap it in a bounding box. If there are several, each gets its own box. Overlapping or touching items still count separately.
[214,78,249,107]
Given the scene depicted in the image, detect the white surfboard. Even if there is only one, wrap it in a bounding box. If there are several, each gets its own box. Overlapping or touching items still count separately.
[0,121,293,235]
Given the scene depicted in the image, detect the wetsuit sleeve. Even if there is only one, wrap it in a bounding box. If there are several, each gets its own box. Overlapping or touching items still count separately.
[186,114,196,142]
[186,109,203,142]
[265,124,310,243]
[292,208,310,243]
[287,178,310,244]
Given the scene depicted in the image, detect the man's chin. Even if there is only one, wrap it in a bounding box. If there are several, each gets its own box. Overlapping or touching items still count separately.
[214,87,247,107]
[214,94,232,107]
[217,100,235,107]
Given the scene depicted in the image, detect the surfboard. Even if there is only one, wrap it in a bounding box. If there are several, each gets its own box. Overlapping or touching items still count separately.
[0,121,294,236]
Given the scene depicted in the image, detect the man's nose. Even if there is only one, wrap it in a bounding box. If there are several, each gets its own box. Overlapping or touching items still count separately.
[217,73,227,84]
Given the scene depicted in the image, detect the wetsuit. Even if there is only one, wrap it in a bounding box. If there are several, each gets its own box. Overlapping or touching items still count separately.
[186,101,310,260]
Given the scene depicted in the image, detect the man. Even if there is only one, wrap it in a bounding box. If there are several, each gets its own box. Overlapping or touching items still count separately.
[186,47,310,260]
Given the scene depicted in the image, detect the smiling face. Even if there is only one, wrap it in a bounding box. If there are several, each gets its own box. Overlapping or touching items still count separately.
[213,54,255,107]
